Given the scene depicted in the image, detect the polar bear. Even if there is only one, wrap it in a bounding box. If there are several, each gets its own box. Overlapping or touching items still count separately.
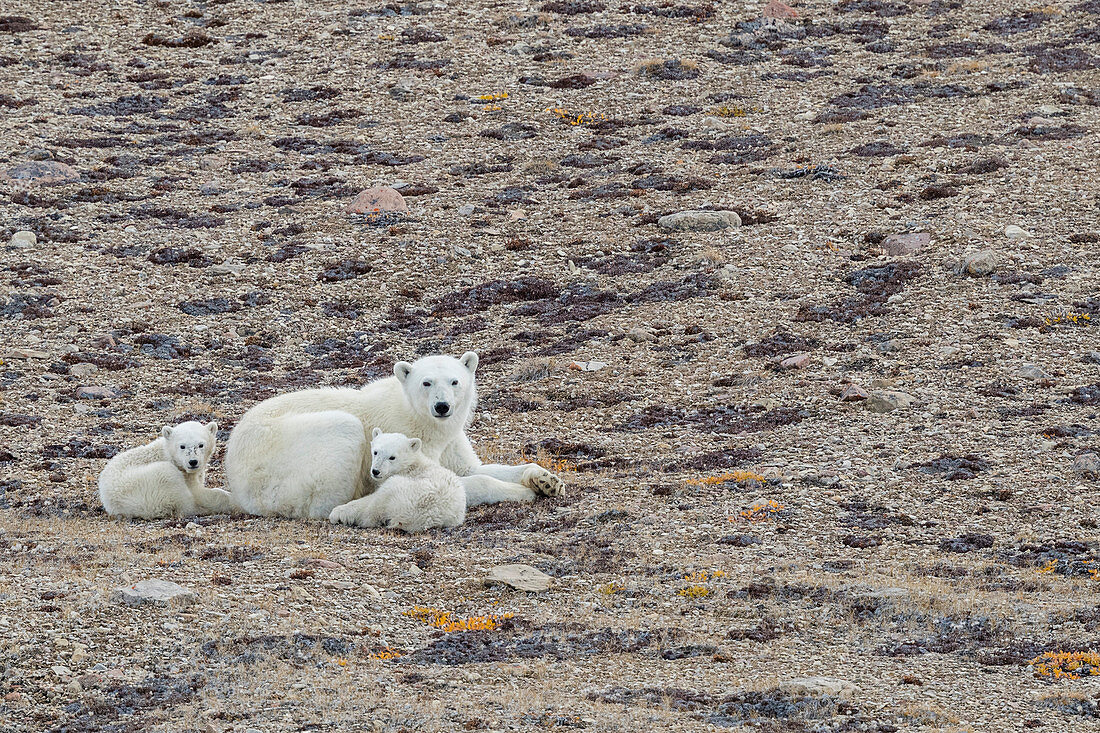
[224,351,564,520]
[329,429,465,532]
[98,421,238,519]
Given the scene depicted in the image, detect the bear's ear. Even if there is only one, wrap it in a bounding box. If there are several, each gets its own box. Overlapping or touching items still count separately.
[205,421,218,436]
[408,438,422,452]
[161,425,173,439]
[394,361,413,383]
[460,351,479,373]
[372,427,383,439]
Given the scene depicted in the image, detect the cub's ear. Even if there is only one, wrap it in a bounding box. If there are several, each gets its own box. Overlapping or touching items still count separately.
[205,421,219,436]
[460,351,479,373]
[161,425,173,439]
[408,438,422,452]
[372,427,383,439]
[394,361,413,383]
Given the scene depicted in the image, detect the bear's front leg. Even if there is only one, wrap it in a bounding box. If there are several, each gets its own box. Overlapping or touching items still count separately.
[442,435,565,497]
[328,496,383,527]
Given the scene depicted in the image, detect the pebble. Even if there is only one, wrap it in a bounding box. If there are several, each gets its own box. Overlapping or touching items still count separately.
[74,386,116,399]
[108,579,197,608]
[68,363,97,378]
[779,353,810,370]
[485,564,552,592]
[9,230,36,248]
[1004,225,1030,240]
[1084,351,1100,364]
[457,203,475,215]
[346,186,409,215]
[1015,364,1051,381]
[570,360,607,372]
[1074,453,1099,478]
[778,676,858,700]
[762,0,799,18]
[865,390,915,413]
[1,160,80,186]
[657,210,741,232]
[883,232,928,256]
[839,384,869,402]
[960,249,998,277]
[627,327,657,342]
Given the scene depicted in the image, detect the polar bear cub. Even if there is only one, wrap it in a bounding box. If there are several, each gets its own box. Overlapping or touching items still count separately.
[329,428,466,533]
[98,421,238,519]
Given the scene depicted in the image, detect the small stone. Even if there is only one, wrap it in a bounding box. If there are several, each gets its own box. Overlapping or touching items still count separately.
[779,676,858,700]
[570,360,607,372]
[883,232,928,256]
[839,384,869,402]
[627,327,657,342]
[960,249,998,277]
[1,161,80,186]
[109,580,196,608]
[865,390,915,413]
[68,363,97,377]
[346,187,409,215]
[485,564,552,592]
[74,386,116,399]
[1074,453,1100,479]
[658,210,741,232]
[1004,225,1030,240]
[66,679,82,695]
[762,0,799,18]
[779,353,811,370]
[457,204,475,215]
[1084,351,1100,364]
[10,230,36,248]
[1015,363,1051,381]
[4,348,48,359]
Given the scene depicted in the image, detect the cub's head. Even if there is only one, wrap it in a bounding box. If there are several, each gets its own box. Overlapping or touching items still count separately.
[370,427,422,481]
[393,351,478,425]
[161,420,217,474]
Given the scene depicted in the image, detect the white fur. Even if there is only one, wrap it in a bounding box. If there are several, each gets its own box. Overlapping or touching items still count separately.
[98,421,238,519]
[328,429,466,532]
[224,352,564,520]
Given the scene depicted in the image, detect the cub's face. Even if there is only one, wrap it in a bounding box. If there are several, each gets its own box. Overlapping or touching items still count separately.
[393,352,478,424]
[162,421,217,474]
[370,428,422,481]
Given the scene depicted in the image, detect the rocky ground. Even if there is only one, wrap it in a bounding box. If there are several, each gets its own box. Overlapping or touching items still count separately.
[2,0,1100,730]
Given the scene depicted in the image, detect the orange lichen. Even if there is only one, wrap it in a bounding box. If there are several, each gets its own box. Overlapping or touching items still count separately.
[737,500,785,522]
[686,471,765,486]
[1031,651,1100,679]
[403,606,514,632]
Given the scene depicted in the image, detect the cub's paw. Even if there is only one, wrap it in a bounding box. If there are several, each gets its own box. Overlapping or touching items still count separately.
[328,503,359,526]
[522,464,565,497]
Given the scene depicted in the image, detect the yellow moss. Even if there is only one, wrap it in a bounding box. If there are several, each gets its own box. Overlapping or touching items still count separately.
[686,471,765,486]
[737,500,785,522]
[1031,651,1100,679]
[545,107,606,127]
[403,606,514,632]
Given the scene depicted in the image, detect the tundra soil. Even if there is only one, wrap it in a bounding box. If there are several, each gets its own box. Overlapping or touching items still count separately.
[2,0,1100,731]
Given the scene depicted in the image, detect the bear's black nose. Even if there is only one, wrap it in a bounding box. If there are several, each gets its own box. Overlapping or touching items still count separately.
[371,468,381,477]
[434,401,450,417]
[188,459,199,468]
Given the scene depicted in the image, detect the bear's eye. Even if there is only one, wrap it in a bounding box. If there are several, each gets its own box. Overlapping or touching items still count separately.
[180,445,186,449]
[451,380,458,386]
[422,380,431,387]
[198,443,204,449]
[389,455,396,461]
[372,450,377,456]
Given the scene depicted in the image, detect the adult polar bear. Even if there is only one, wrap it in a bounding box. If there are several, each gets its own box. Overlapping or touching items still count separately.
[225,351,564,519]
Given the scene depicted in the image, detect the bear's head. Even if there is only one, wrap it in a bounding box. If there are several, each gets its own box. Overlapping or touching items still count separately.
[370,427,423,481]
[161,420,218,474]
[393,351,478,427]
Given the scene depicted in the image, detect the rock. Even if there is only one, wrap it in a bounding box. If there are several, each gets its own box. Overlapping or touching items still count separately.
[1074,453,1100,478]
[779,353,810,370]
[865,390,915,413]
[1,161,80,186]
[9,230,36,248]
[570,360,607,372]
[627,327,657,342]
[1004,224,1030,240]
[4,348,48,359]
[485,564,551,592]
[346,187,409,215]
[762,0,799,18]
[389,77,416,100]
[457,203,475,215]
[883,232,928,256]
[778,676,858,700]
[658,210,741,232]
[1084,351,1100,365]
[1015,364,1051,381]
[74,386,116,399]
[960,250,998,277]
[68,363,98,378]
[839,384,869,402]
[108,580,197,608]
